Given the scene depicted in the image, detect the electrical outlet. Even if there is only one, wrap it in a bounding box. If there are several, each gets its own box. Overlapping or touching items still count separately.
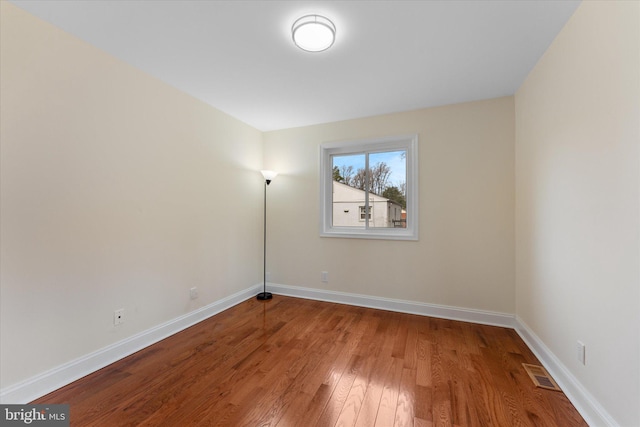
[576,341,586,365]
[114,308,124,326]
[321,271,329,283]
[190,287,198,300]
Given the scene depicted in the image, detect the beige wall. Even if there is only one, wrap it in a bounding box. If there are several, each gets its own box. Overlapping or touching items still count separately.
[264,97,515,313]
[515,1,639,426]
[0,3,264,389]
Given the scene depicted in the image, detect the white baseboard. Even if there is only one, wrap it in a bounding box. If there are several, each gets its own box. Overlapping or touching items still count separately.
[0,284,262,404]
[268,283,516,328]
[514,317,618,427]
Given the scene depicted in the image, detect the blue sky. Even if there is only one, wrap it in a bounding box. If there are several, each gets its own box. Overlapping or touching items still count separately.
[332,150,406,189]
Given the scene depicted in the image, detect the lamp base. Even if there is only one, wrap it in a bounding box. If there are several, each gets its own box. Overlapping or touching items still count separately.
[256,292,273,301]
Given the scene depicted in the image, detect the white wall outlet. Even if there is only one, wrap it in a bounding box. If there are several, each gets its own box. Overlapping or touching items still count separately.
[190,287,198,300]
[114,308,124,326]
[321,271,329,283]
[576,341,586,365]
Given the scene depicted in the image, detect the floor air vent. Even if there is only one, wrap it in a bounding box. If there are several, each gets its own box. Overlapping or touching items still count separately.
[522,363,561,391]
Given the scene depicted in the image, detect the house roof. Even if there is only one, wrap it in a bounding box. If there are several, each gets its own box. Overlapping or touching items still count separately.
[333,181,401,207]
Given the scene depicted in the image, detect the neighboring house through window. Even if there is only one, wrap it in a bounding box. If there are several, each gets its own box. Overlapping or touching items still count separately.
[319,134,418,240]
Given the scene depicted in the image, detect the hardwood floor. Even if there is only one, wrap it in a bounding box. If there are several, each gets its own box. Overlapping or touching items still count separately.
[34,296,587,426]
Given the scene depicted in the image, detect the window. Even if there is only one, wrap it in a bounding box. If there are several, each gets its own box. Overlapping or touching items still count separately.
[359,206,371,221]
[320,135,418,240]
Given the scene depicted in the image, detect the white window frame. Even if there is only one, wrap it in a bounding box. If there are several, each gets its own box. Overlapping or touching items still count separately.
[359,205,371,221]
[319,134,419,240]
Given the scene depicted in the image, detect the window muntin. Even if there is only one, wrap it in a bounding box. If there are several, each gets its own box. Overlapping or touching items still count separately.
[320,135,418,240]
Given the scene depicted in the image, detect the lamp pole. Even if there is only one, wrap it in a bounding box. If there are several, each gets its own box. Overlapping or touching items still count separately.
[257,171,276,300]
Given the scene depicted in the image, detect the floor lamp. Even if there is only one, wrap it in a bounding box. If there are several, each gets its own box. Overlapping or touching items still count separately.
[257,170,277,300]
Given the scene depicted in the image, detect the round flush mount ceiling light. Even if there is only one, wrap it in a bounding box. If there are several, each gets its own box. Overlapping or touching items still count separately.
[292,15,336,52]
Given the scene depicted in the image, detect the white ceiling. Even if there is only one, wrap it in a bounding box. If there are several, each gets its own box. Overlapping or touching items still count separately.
[10,0,580,132]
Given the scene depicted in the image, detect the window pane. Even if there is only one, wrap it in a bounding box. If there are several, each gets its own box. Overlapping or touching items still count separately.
[320,134,418,240]
[332,154,366,228]
[368,150,407,228]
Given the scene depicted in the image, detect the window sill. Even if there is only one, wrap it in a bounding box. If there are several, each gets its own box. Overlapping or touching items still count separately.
[320,228,418,241]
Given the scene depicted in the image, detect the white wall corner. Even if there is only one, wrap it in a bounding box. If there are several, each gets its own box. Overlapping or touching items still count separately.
[0,284,262,404]
[514,316,619,427]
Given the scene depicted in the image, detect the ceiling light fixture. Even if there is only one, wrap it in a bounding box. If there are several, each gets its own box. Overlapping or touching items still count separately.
[292,14,336,52]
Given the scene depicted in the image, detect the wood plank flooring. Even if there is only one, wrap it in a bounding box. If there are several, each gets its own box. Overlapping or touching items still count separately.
[33,296,588,426]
